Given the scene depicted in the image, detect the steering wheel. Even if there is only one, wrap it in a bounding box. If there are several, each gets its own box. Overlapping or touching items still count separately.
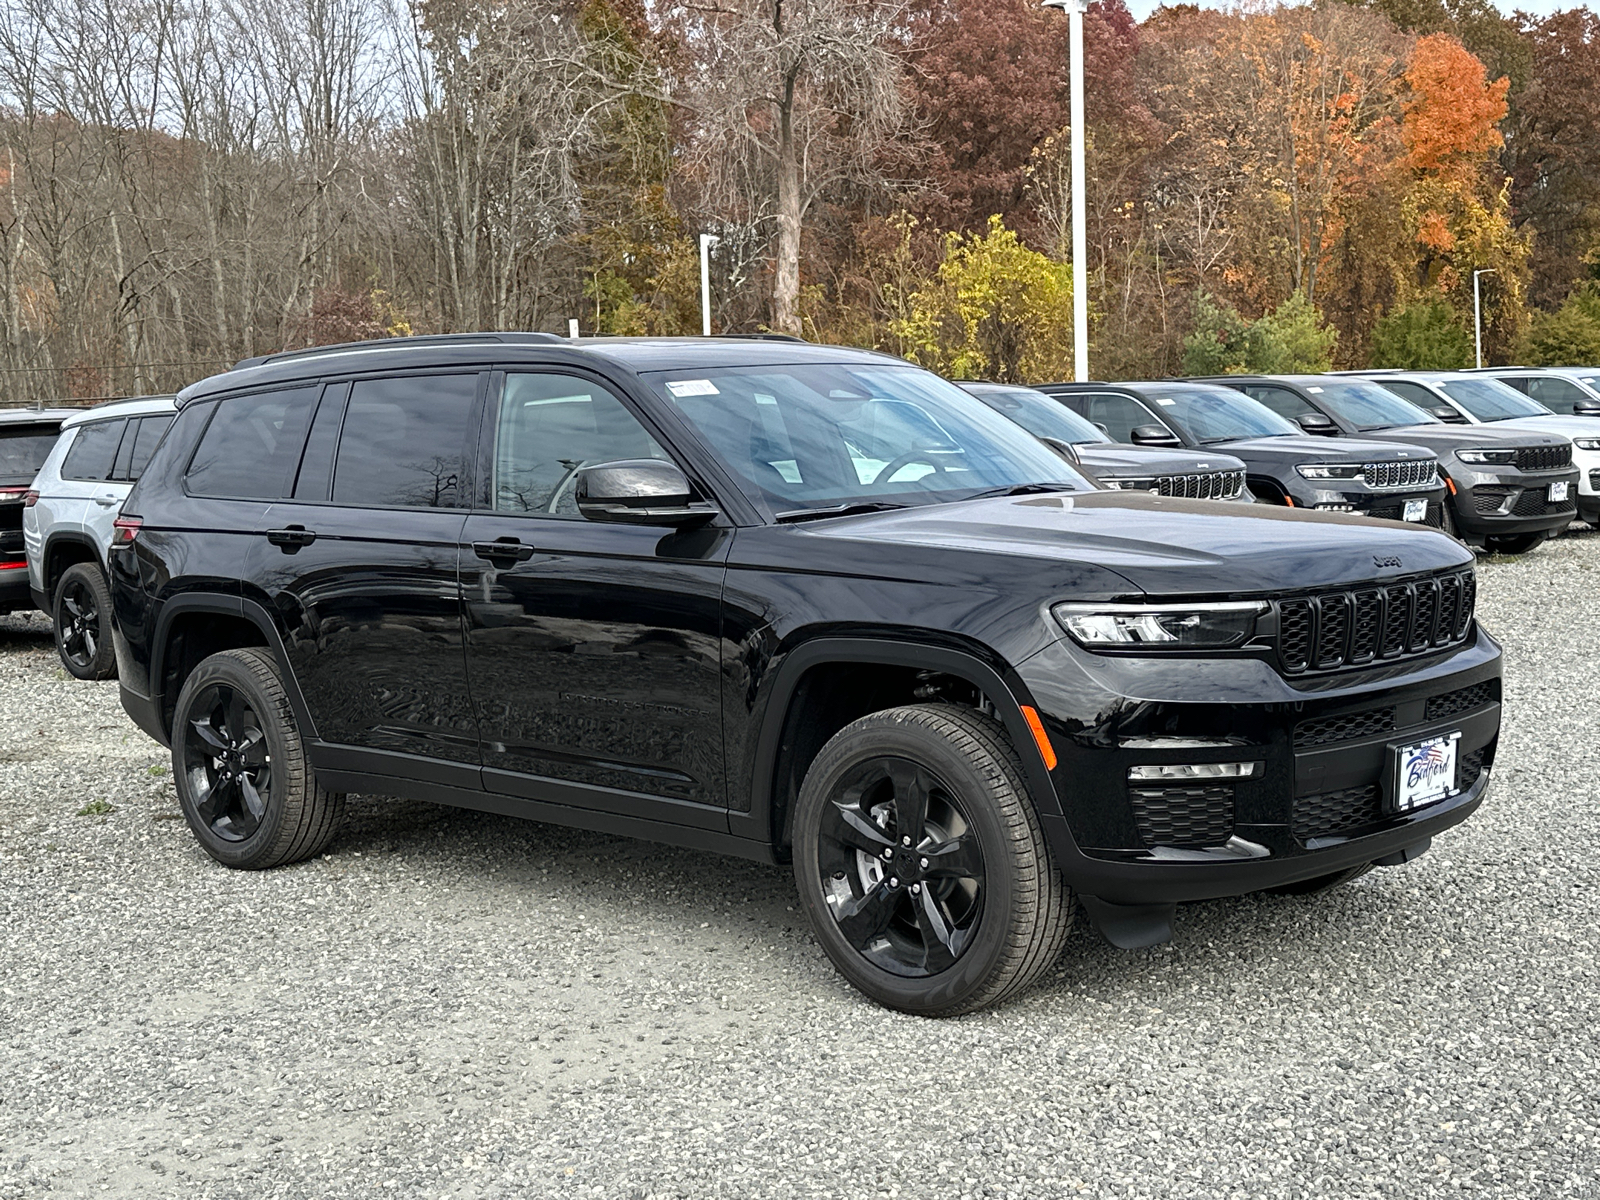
[870,452,948,487]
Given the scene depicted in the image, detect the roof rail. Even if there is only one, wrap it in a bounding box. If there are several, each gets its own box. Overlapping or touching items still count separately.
[710,332,808,343]
[233,331,566,371]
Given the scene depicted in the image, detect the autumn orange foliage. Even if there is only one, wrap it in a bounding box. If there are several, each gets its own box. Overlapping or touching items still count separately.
[1402,33,1509,174]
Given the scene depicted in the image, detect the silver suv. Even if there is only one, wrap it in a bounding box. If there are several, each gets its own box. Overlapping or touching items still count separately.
[24,396,176,678]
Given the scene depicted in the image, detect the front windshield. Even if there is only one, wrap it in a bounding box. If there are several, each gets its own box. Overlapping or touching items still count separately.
[1133,385,1300,443]
[1435,378,1549,422]
[1304,380,1440,430]
[965,385,1111,445]
[650,364,1093,511]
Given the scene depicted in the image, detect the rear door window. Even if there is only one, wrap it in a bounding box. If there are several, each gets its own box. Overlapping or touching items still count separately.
[60,419,126,481]
[186,387,320,499]
[1381,380,1439,407]
[1243,385,1316,421]
[332,374,479,509]
[123,415,174,481]
[1082,393,1160,443]
[1525,376,1590,413]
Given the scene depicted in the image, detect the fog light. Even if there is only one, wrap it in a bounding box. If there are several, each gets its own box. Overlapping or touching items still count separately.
[1127,762,1262,781]
[1313,503,1355,511]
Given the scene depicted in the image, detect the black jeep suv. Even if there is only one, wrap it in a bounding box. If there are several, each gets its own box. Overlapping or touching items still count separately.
[111,335,1502,1016]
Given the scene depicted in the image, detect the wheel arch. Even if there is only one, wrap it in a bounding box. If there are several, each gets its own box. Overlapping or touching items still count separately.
[41,532,101,596]
[151,595,319,744]
[737,635,1064,858]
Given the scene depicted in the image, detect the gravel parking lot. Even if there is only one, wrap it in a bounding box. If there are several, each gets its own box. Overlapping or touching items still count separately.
[3,530,1599,1200]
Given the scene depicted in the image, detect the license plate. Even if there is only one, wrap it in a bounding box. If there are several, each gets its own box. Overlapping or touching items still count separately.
[1392,733,1460,812]
[1549,481,1570,502]
[1402,499,1427,522]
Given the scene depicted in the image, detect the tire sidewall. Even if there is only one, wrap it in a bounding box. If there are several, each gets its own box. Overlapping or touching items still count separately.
[793,716,1024,1015]
[53,563,114,680]
[171,653,299,869]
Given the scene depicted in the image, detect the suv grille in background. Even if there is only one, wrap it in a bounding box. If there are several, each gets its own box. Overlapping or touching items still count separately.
[1128,786,1235,848]
[1275,570,1475,674]
[1369,500,1445,527]
[1364,460,1438,489]
[1474,486,1513,514]
[1152,469,1246,500]
[1513,445,1571,471]
[1590,469,1600,491]
[1511,489,1576,517]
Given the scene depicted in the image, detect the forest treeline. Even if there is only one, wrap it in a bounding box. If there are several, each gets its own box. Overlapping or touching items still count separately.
[3,0,1600,402]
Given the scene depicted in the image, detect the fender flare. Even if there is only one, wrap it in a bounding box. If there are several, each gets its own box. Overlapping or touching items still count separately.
[150,593,320,743]
[40,530,102,591]
[732,635,1066,851]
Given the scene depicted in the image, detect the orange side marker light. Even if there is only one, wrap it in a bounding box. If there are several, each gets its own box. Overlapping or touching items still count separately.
[1020,705,1058,771]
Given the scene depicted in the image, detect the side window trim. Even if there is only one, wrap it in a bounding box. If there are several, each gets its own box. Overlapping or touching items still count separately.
[289,381,345,503]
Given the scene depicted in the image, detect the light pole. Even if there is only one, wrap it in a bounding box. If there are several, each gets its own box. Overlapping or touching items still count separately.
[1473,268,1495,369]
[1043,0,1089,382]
[699,233,720,337]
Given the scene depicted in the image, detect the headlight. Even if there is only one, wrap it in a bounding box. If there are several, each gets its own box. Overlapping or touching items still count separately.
[1103,477,1157,491]
[1456,449,1516,465]
[1573,438,1600,451]
[1295,463,1365,480]
[1052,601,1268,649]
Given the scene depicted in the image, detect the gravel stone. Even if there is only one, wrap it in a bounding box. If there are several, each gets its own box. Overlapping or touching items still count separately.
[2,529,1598,1198]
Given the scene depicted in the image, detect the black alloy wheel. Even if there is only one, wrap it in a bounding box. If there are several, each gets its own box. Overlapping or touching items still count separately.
[183,681,272,842]
[815,756,986,978]
[53,562,116,680]
[171,648,344,869]
[793,704,1072,1016]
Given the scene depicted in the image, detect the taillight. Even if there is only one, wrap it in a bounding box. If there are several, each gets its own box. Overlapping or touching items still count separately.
[0,485,28,503]
[21,489,38,507]
[111,516,142,547]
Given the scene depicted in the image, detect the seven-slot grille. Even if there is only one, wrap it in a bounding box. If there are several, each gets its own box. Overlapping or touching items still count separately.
[1150,469,1246,500]
[1363,460,1438,489]
[1512,444,1571,471]
[1275,570,1475,674]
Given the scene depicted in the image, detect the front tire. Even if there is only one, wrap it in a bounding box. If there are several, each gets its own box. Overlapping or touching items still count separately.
[171,648,344,869]
[53,563,117,680]
[792,704,1072,1016]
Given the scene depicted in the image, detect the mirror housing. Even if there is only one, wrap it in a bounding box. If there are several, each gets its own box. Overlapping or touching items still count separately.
[1038,435,1081,465]
[1573,399,1600,418]
[576,459,717,527]
[1296,411,1340,436]
[1130,424,1182,448]
[1429,405,1469,425]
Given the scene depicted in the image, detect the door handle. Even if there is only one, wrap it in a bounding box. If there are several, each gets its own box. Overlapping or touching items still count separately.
[472,538,535,565]
[94,493,119,507]
[266,525,317,551]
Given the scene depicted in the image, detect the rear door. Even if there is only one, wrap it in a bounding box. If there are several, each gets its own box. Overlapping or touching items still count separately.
[459,368,730,827]
[30,419,122,575]
[242,372,483,770]
[82,414,173,561]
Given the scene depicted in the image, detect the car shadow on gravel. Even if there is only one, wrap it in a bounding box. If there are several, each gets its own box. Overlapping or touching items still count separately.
[0,612,53,649]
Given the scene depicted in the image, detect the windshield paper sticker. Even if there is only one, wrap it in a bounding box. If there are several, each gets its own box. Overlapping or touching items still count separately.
[666,379,720,397]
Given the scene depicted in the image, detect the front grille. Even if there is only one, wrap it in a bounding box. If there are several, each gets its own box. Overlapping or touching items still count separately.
[1153,469,1245,501]
[1128,785,1235,848]
[1294,706,1396,749]
[1511,488,1576,517]
[1426,681,1497,722]
[1475,486,1513,514]
[1364,460,1438,489]
[1458,748,1486,791]
[1513,444,1571,472]
[1294,784,1381,839]
[1274,569,1475,675]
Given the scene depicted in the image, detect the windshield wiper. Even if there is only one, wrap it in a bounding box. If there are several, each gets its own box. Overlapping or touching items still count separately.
[774,501,909,524]
[961,483,1079,501]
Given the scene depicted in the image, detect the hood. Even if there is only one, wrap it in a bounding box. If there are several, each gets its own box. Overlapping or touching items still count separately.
[1076,445,1248,476]
[1349,423,1567,453]
[798,490,1472,596]
[1208,434,1436,466]
[1474,415,1596,441]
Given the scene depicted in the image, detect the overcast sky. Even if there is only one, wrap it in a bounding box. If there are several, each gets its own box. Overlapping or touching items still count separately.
[1122,0,1584,19]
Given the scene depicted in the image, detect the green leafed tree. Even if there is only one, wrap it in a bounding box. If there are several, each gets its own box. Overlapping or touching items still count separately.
[1369,299,1473,367]
[1181,291,1337,375]
[893,216,1075,383]
[1525,292,1600,366]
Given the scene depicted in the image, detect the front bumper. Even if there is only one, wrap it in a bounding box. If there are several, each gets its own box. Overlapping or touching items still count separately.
[1286,480,1450,527]
[1451,466,1581,538]
[1016,626,1501,907]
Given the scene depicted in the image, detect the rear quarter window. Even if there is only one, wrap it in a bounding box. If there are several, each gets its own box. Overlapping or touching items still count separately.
[185,387,320,499]
[60,419,126,481]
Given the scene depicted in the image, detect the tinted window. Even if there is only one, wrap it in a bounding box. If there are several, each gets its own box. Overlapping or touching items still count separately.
[1131,387,1299,443]
[332,374,478,508]
[495,373,667,515]
[1378,380,1439,407]
[967,385,1111,445]
[1525,376,1590,413]
[654,364,1088,508]
[1083,393,1162,443]
[1302,380,1438,430]
[124,415,173,481]
[1242,385,1316,421]
[1435,378,1548,421]
[60,419,126,481]
[187,387,319,499]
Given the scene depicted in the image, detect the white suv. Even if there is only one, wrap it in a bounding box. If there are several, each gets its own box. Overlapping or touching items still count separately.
[24,396,176,678]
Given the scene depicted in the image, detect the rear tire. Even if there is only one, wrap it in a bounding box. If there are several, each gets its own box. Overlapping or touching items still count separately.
[792,704,1072,1017]
[53,562,117,680]
[171,648,344,869]
[1264,863,1373,896]
[1482,531,1546,555]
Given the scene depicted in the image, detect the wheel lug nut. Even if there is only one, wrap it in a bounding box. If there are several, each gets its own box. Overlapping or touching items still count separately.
[901,835,911,846]
[910,883,921,895]
[881,848,893,861]
[919,857,929,869]
[888,877,899,888]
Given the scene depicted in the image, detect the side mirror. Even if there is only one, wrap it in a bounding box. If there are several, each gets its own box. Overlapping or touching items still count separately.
[1296,411,1340,436]
[1130,424,1182,448]
[1573,399,1600,418]
[1038,435,1081,465]
[575,459,717,527]
[1429,405,1469,425]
